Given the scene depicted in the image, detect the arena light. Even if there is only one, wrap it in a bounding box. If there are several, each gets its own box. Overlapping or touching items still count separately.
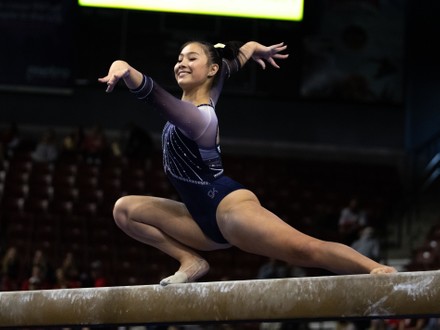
[78,0,304,21]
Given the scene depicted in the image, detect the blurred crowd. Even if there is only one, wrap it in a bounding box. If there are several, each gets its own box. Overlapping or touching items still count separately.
[1,122,440,329]
[0,121,154,166]
[1,246,107,291]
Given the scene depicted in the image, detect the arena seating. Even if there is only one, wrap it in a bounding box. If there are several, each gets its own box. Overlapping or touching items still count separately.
[0,148,407,285]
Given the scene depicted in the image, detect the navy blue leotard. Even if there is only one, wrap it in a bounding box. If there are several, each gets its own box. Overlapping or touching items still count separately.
[130,57,244,243]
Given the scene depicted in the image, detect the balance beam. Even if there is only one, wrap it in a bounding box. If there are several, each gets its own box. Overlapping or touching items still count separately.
[1,270,439,328]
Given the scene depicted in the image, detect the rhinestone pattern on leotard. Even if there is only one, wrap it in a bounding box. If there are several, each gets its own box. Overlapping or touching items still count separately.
[162,122,224,185]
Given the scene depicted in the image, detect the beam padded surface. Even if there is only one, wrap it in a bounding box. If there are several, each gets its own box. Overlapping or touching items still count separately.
[1,270,439,327]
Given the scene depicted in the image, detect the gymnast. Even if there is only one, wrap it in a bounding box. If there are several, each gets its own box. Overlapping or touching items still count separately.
[99,40,396,286]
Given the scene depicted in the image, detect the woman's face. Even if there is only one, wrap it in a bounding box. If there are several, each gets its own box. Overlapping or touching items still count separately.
[174,42,217,90]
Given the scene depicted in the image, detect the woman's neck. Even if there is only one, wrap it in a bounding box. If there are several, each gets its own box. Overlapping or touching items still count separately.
[181,85,211,106]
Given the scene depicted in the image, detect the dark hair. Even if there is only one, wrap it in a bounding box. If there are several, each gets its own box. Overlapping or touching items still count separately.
[179,40,244,83]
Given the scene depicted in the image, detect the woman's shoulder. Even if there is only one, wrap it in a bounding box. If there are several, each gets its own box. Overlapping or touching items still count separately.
[197,98,215,109]
[197,103,214,109]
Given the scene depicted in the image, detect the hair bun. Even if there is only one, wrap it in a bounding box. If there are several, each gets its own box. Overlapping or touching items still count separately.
[213,41,243,60]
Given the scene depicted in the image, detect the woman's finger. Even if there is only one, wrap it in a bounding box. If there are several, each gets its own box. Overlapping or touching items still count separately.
[268,58,280,69]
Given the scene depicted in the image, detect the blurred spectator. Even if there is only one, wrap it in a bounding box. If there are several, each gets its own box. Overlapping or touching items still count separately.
[425,318,440,329]
[336,320,356,330]
[287,264,307,278]
[91,260,108,287]
[0,273,16,291]
[81,125,108,164]
[60,252,80,283]
[123,123,154,164]
[81,260,108,287]
[53,267,81,289]
[351,226,381,262]
[1,246,21,290]
[257,257,288,279]
[30,249,54,285]
[21,264,50,290]
[31,128,58,162]
[0,122,21,159]
[338,198,367,244]
[61,125,84,160]
[382,318,428,329]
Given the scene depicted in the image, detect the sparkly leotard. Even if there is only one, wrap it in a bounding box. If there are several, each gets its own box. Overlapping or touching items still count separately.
[130,57,243,243]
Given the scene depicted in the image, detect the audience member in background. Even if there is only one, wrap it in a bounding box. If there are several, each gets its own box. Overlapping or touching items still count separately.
[379,318,428,330]
[287,264,307,278]
[351,226,381,262]
[424,317,440,329]
[53,267,81,289]
[1,246,21,290]
[81,124,108,164]
[81,260,108,287]
[91,260,108,287]
[338,197,367,244]
[0,273,15,291]
[21,264,50,290]
[60,251,80,283]
[61,125,85,160]
[30,249,54,285]
[31,128,59,162]
[257,257,288,279]
[0,122,21,160]
[123,122,154,167]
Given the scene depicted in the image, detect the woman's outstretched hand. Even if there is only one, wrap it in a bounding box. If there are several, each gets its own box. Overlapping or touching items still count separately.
[98,60,141,93]
[252,42,289,70]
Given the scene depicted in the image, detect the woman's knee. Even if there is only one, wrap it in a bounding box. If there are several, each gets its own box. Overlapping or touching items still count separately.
[113,195,157,228]
[113,195,140,228]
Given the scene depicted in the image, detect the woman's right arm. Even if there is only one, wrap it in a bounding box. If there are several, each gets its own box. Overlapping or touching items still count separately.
[98,60,144,92]
[99,60,214,142]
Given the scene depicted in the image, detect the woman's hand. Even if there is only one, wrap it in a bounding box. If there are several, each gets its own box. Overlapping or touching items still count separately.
[251,42,289,70]
[98,60,142,92]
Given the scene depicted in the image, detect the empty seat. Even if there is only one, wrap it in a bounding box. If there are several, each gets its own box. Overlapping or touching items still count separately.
[50,199,75,216]
[1,196,26,214]
[28,184,54,200]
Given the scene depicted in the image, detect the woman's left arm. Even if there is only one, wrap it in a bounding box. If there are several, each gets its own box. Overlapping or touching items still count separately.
[238,41,289,69]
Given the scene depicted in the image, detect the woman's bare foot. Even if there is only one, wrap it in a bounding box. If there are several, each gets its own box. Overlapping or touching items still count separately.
[160,259,210,286]
[370,266,397,274]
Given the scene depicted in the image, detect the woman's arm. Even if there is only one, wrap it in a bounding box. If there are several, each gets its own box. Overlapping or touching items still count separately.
[98,60,144,92]
[237,41,289,69]
[210,42,289,105]
[99,61,213,142]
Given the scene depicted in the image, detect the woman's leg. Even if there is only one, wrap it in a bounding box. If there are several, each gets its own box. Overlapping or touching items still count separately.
[113,195,230,284]
[217,190,395,275]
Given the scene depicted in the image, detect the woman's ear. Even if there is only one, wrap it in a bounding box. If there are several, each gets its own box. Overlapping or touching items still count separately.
[208,64,219,77]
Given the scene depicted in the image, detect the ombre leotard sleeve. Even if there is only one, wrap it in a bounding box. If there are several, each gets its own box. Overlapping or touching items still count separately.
[209,58,241,105]
[130,57,241,147]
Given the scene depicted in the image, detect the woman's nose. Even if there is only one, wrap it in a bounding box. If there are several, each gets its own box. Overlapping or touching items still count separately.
[180,58,190,66]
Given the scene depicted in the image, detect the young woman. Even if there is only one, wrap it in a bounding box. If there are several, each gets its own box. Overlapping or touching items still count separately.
[99,41,396,286]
